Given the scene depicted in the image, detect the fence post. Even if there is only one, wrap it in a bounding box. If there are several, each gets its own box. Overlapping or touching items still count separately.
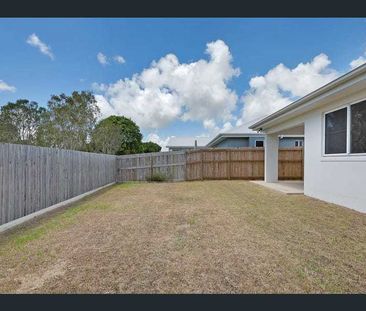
[150,154,153,179]
[201,150,204,181]
[227,149,231,180]
[184,151,187,181]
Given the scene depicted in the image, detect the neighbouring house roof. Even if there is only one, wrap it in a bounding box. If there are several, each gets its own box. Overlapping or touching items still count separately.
[206,122,262,147]
[166,136,211,149]
[249,63,366,131]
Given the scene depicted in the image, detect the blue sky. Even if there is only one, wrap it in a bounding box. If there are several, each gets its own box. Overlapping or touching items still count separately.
[1,18,366,147]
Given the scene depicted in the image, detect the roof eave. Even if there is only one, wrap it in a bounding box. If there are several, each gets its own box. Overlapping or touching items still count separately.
[206,132,263,147]
[249,63,366,131]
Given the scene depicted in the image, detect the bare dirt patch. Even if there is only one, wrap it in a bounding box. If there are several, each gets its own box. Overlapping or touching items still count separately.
[0,181,365,293]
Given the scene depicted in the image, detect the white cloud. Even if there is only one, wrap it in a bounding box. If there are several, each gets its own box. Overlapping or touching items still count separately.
[97,52,108,65]
[143,133,172,151]
[94,40,240,130]
[26,33,54,60]
[0,80,16,92]
[202,119,233,135]
[94,94,115,119]
[114,55,125,64]
[221,121,233,132]
[237,53,339,125]
[350,51,366,69]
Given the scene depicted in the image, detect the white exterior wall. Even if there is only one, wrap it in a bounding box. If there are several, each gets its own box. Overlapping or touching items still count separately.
[264,88,366,213]
[303,91,366,213]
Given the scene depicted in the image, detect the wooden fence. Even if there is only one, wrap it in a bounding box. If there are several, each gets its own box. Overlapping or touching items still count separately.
[278,147,304,180]
[0,145,303,227]
[0,143,117,225]
[186,148,265,180]
[117,147,304,182]
[117,151,186,182]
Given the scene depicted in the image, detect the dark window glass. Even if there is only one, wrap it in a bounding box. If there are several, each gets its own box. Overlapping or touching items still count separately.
[325,108,347,154]
[351,100,366,153]
[255,140,264,147]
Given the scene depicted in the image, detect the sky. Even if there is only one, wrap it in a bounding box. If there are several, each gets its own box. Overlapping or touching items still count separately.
[1,18,366,149]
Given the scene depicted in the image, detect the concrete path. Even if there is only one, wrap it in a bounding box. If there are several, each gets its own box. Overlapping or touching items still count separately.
[250,180,304,195]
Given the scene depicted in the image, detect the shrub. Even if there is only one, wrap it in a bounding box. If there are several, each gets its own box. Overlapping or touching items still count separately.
[146,172,168,182]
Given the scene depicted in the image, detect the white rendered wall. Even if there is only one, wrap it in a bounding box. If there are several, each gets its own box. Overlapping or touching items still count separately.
[261,81,366,213]
[303,102,366,213]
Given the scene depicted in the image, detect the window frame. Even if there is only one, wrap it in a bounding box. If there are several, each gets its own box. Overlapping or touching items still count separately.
[295,140,303,147]
[255,140,264,148]
[323,99,366,157]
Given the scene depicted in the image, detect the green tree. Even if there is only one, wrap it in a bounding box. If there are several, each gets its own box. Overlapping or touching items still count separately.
[91,121,123,155]
[37,91,100,151]
[141,141,161,153]
[0,99,46,144]
[91,115,143,155]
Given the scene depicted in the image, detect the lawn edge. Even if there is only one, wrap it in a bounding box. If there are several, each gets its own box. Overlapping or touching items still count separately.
[0,182,116,234]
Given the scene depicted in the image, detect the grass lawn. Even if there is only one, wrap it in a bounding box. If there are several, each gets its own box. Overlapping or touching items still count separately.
[0,181,365,293]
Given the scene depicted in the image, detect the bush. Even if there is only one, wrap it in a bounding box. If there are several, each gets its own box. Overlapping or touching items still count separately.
[146,172,168,182]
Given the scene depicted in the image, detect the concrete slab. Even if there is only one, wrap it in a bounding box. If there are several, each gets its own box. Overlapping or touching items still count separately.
[250,180,304,195]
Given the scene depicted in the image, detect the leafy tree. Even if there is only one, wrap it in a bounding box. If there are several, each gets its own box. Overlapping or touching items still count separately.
[0,99,46,144]
[91,115,143,155]
[91,121,124,155]
[0,120,18,143]
[141,141,161,153]
[37,91,100,151]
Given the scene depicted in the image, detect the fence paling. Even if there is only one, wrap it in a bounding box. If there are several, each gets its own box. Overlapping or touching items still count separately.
[278,148,303,180]
[0,143,117,226]
[117,151,186,182]
[186,148,266,181]
[185,148,302,181]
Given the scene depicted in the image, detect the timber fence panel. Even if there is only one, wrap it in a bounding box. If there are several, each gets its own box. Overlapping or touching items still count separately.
[185,147,302,181]
[186,148,265,180]
[0,143,117,226]
[117,151,186,182]
[278,147,304,180]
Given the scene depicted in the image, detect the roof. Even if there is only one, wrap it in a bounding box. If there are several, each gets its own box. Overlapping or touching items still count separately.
[250,63,366,131]
[206,120,262,147]
[166,136,211,148]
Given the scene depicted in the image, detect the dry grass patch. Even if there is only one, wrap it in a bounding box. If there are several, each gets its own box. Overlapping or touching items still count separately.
[0,181,365,293]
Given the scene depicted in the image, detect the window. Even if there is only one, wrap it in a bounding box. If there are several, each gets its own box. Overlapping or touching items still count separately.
[295,140,303,147]
[324,100,366,155]
[255,140,264,147]
[351,100,366,154]
[324,107,347,154]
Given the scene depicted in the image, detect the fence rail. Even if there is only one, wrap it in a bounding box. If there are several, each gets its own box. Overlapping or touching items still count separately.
[0,143,117,225]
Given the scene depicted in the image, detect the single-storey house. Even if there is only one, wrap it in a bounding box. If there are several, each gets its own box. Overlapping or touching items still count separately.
[250,63,366,213]
[206,123,304,148]
[166,136,211,151]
